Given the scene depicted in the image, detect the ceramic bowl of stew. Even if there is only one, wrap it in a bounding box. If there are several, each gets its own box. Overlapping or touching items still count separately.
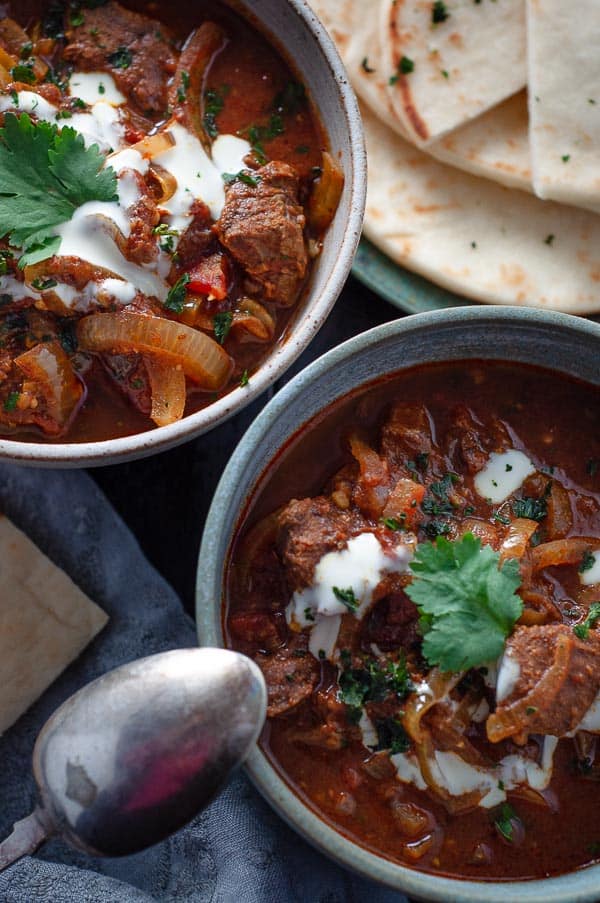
[0,0,365,465]
[197,306,600,902]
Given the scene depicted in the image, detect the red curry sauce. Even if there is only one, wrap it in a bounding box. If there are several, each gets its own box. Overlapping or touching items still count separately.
[226,361,600,880]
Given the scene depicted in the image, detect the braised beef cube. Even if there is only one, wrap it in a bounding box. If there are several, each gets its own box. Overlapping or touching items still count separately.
[63,1,177,114]
[276,496,366,591]
[255,636,319,717]
[216,161,308,307]
[487,624,600,742]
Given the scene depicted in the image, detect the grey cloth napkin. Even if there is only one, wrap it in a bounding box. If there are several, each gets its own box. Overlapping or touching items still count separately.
[0,464,408,903]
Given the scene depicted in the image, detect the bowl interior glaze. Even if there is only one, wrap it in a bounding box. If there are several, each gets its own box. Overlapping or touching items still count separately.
[197,306,600,903]
[0,0,365,467]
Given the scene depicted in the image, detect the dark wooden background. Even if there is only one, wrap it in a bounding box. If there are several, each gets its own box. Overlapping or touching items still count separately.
[91,275,398,617]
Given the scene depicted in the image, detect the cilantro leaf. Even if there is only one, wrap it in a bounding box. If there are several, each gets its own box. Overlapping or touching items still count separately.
[406,533,523,672]
[0,113,117,268]
[574,602,600,640]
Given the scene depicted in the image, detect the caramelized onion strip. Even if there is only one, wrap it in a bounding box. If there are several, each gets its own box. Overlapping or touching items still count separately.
[77,313,233,390]
[145,355,186,427]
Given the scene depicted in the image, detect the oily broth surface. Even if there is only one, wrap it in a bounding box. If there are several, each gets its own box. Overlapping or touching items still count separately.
[225,359,600,880]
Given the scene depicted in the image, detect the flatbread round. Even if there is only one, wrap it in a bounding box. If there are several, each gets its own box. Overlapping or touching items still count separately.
[362,103,600,313]
[381,0,527,144]
[309,0,533,193]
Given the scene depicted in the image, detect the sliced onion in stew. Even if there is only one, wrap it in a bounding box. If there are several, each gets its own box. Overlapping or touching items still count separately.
[14,341,83,427]
[76,312,233,390]
[145,355,186,427]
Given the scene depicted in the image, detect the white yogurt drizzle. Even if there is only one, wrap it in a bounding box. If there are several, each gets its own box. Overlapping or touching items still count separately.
[0,81,252,308]
[391,737,558,809]
[285,532,415,661]
[474,449,536,504]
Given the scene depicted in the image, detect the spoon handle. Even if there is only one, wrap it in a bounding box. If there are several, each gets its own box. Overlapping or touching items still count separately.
[0,807,53,872]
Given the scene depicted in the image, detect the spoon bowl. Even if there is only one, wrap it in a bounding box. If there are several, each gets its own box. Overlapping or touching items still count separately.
[0,648,266,866]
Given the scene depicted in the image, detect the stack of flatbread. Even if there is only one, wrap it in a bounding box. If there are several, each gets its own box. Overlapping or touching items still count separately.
[311,0,600,313]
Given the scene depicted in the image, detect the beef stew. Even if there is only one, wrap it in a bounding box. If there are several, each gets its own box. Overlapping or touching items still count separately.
[0,1,339,441]
[226,360,600,880]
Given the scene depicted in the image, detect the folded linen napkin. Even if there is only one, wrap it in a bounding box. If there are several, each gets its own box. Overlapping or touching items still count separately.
[0,464,408,903]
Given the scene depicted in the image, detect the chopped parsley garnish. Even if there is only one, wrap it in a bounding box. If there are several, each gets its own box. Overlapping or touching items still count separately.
[19,43,33,61]
[177,70,190,103]
[381,515,406,531]
[432,1,450,24]
[580,550,596,573]
[304,606,315,622]
[3,391,19,412]
[273,81,306,115]
[422,472,458,516]
[406,533,523,672]
[338,655,413,720]
[10,64,36,85]
[511,495,547,522]
[390,56,415,84]
[59,321,78,354]
[107,46,133,69]
[544,234,555,246]
[574,603,600,640]
[247,115,284,165]
[562,154,571,163]
[373,717,410,754]
[203,86,229,138]
[0,113,117,268]
[31,277,57,290]
[492,510,511,526]
[422,518,451,538]
[213,311,233,344]
[239,369,250,387]
[361,57,376,73]
[222,170,260,188]
[587,459,599,477]
[333,586,359,612]
[163,273,190,313]
[494,803,519,842]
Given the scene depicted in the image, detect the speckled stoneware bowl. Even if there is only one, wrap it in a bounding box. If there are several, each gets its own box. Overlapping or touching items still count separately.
[0,0,365,468]
[197,306,600,903]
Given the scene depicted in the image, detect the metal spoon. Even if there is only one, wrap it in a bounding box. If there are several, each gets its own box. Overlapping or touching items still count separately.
[0,647,266,869]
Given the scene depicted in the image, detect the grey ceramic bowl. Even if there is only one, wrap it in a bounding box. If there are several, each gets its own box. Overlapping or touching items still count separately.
[0,0,365,467]
[197,306,600,903]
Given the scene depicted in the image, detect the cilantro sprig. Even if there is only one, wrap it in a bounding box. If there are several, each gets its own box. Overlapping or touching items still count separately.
[0,113,117,268]
[406,533,523,672]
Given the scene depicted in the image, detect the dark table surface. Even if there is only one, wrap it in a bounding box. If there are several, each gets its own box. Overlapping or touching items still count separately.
[90,273,399,618]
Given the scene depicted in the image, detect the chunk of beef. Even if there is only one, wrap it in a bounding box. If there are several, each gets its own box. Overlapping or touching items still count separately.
[362,592,420,653]
[487,624,600,742]
[216,161,308,307]
[63,2,177,114]
[276,496,367,591]
[174,202,214,270]
[446,405,512,475]
[255,635,319,717]
[102,354,151,415]
[228,609,283,653]
[380,403,436,474]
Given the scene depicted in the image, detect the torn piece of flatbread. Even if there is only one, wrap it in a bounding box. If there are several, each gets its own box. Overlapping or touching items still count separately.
[361,102,600,313]
[0,515,108,735]
[380,0,527,144]
[309,0,532,193]
[528,0,600,208]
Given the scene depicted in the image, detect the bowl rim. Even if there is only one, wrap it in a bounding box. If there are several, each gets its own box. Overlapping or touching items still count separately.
[0,0,366,467]
[196,305,600,903]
